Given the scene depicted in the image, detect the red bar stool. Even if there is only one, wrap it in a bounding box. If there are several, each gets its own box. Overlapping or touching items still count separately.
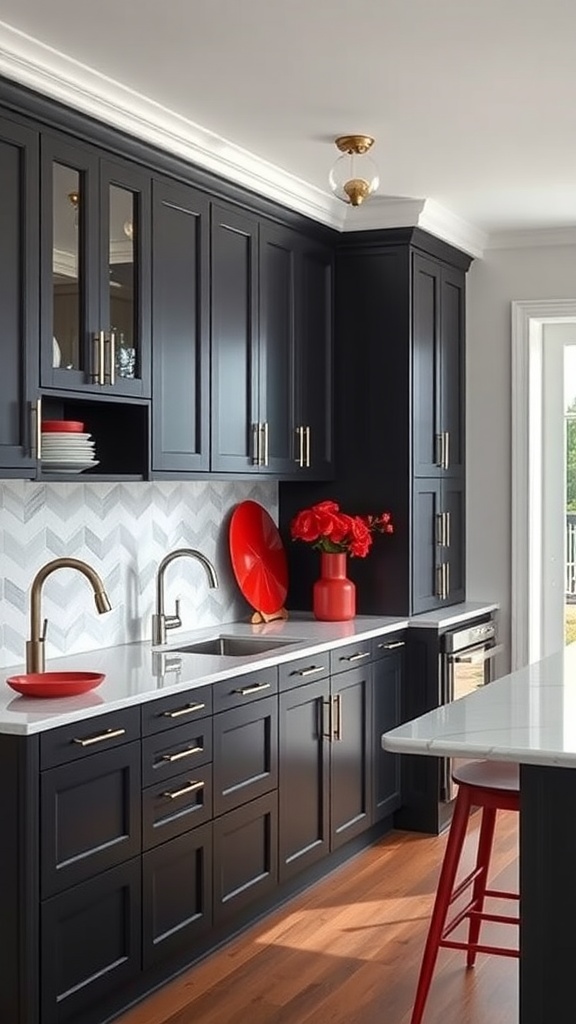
[410,760,520,1024]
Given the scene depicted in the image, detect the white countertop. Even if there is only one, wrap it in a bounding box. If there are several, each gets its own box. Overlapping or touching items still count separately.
[383,643,576,769]
[408,601,499,629]
[0,614,405,735]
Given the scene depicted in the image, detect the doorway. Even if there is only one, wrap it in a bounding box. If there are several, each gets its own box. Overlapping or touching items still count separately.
[511,300,576,669]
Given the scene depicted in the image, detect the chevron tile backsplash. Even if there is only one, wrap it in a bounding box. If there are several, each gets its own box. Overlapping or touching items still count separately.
[0,479,278,669]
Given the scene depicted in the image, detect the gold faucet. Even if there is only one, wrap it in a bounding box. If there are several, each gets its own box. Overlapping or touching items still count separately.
[152,548,219,646]
[26,557,112,673]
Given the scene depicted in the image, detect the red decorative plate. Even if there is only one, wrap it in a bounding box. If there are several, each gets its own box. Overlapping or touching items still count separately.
[229,501,288,615]
[6,671,105,698]
[41,420,85,433]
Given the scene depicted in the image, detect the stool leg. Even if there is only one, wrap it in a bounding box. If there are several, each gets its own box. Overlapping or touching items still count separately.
[410,787,472,1024]
[465,806,497,968]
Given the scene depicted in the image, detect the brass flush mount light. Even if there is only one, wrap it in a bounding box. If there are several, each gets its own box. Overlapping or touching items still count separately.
[329,134,380,206]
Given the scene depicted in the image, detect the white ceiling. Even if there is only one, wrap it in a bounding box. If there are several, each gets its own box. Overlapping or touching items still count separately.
[1,0,576,255]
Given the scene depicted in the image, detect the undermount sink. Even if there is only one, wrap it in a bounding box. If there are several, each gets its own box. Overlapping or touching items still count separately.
[171,635,299,657]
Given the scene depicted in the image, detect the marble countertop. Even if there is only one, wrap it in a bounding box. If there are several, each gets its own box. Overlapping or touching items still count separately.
[0,601,499,737]
[383,643,576,769]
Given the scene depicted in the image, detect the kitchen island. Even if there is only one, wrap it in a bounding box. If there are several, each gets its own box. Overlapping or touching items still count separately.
[383,643,576,1024]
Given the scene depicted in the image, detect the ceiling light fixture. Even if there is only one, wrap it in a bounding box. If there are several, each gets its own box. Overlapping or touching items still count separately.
[329,135,379,207]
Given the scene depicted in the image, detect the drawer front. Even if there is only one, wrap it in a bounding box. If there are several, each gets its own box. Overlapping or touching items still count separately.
[40,741,141,897]
[330,638,373,675]
[372,633,407,660]
[141,684,213,735]
[213,695,278,816]
[142,719,212,787]
[278,651,330,691]
[142,763,213,849]
[39,706,140,770]
[212,666,278,713]
[213,791,278,925]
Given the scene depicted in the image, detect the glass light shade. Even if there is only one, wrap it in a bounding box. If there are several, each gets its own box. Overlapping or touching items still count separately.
[329,150,380,206]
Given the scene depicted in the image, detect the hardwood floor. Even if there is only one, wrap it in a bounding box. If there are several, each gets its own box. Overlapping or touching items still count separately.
[116,813,518,1024]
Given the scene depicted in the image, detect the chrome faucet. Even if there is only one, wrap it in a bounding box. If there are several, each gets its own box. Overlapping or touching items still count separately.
[26,557,112,673]
[152,548,219,646]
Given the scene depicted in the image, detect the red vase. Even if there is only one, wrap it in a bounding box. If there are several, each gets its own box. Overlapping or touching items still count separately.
[313,552,356,621]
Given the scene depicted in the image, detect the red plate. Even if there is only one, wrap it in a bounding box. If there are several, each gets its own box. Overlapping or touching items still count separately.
[41,420,85,433]
[229,501,288,615]
[6,671,105,698]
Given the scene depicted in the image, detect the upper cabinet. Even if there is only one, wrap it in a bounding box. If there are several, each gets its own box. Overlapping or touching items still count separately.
[0,116,39,474]
[210,204,333,478]
[412,254,465,478]
[40,133,152,399]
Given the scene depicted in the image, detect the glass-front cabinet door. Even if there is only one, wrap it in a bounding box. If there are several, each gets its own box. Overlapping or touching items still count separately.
[40,135,151,397]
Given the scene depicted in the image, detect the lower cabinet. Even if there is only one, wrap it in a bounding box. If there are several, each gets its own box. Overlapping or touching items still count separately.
[41,858,141,1024]
[5,631,405,1024]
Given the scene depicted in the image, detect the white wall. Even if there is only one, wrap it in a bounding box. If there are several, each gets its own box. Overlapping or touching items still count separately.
[466,243,576,666]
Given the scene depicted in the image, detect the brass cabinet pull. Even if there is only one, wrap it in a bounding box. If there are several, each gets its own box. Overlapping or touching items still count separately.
[262,422,269,467]
[332,693,343,741]
[343,650,370,663]
[106,329,116,386]
[252,422,260,465]
[436,513,444,547]
[443,431,450,470]
[295,425,304,467]
[444,511,451,547]
[293,665,327,677]
[321,698,331,740]
[378,640,405,650]
[435,433,444,468]
[161,745,203,762]
[92,330,106,385]
[444,561,450,597]
[73,727,126,747]
[436,565,444,598]
[31,397,42,459]
[162,702,206,718]
[162,779,205,800]
[305,425,311,468]
[233,681,271,696]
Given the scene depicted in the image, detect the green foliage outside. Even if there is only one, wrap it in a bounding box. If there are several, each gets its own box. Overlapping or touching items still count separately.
[567,402,576,511]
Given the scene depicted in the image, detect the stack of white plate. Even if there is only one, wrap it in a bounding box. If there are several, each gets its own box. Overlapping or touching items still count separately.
[40,432,99,473]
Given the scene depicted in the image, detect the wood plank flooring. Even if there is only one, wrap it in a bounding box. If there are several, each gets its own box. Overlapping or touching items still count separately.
[116,813,518,1024]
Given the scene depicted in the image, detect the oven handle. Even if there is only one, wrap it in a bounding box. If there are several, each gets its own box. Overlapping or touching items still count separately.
[452,643,505,666]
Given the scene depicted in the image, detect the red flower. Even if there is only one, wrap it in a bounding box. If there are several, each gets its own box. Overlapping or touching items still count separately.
[290,501,394,558]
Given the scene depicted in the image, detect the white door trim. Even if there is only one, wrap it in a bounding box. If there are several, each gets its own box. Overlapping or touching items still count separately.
[511,299,576,670]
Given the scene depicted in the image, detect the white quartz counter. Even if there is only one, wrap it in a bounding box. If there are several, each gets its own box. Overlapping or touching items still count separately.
[383,643,576,768]
[0,614,406,735]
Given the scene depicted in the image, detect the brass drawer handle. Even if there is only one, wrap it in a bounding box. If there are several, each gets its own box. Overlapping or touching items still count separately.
[73,727,126,747]
[293,665,327,677]
[162,780,205,800]
[162,702,206,718]
[332,694,343,741]
[377,640,406,650]
[343,651,370,662]
[161,745,203,762]
[233,682,271,696]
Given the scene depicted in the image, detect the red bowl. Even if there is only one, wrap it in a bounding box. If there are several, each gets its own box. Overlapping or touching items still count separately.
[41,420,85,433]
[6,671,105,698]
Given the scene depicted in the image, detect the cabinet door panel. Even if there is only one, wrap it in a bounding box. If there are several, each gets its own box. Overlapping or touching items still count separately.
[330,666,371,847]
[213,695,278,816]
[142,822,212,969]
[296,241,334,478]
[0,117,38,472]
[412,478,443,614]
[40,859,141,1024]
[213,791,278,924]
[259,222,296,474]
[40,741,141,896]
[440,266,465,475]
[412,253,441,477]
[151,178,209,471]
[372,647,403,821]
[443,476,465,604]
[279,679,329,881]
[210,203,259,472]
[142,762,212,849]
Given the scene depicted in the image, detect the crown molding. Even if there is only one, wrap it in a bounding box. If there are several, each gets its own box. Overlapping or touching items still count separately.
[0,18,486,256]
[486,226,576,250]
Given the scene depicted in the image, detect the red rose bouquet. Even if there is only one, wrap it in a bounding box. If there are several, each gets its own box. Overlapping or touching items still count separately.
[290,500,394,559]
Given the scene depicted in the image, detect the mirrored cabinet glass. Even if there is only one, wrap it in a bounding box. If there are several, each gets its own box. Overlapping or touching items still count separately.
[108,184,137,381]
[52,162,82,373]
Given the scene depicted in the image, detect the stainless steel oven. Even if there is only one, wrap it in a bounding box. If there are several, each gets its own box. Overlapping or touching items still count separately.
[439,618,504,802]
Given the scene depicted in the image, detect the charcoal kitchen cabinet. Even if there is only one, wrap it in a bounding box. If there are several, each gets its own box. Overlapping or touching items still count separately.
[40,132,152,399]
[210,203,334,478]
[0,116,39,474]
[151,177,210,473]
[279,227,472,616]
